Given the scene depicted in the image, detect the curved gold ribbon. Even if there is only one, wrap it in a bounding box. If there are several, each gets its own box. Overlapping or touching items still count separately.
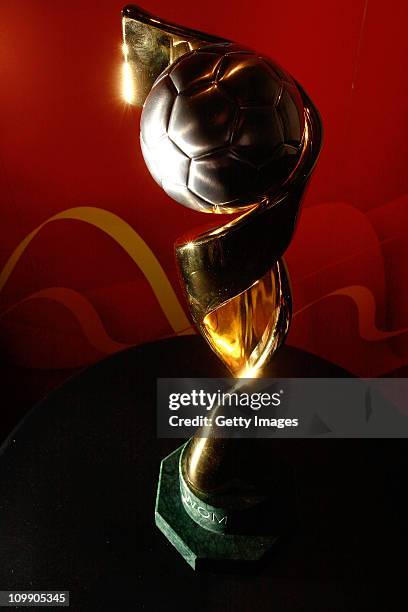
[2,208,406,350]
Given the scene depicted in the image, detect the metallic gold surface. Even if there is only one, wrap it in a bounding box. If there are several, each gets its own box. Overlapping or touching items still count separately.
[126,5,323,516]
[180,436,285,510]
[123,6,322,324]
[200,260,291,377]
[175,97,321,323]
[122,5,228,106]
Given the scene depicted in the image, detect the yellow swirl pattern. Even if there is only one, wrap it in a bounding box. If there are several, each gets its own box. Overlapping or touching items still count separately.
[2,208,406,353]
[0,207,193,335]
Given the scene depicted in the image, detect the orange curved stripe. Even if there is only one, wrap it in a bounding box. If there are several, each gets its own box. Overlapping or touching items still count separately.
[294,285,408,342]
[0,287,129,354]
[0,206,193,335]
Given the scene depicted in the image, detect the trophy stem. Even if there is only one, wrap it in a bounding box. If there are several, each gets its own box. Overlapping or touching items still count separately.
[127,2,323,569]
[199,259,292,378]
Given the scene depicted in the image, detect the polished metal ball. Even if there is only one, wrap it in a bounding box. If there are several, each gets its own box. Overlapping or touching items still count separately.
[140,42,306,213]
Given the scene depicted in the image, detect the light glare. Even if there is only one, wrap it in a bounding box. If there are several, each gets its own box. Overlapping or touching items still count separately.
[237,365,260,379]
[122,61,134,104]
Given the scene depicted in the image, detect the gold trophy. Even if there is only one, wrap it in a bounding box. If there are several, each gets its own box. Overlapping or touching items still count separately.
[122,4,322,569]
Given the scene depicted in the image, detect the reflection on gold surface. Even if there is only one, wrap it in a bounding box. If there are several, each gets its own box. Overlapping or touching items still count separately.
[121,43,135,104]
[200,262,291,377]
[122,60,135,104]
[122,16,204,107]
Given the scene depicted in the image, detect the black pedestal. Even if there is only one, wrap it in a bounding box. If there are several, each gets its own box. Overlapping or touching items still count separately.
[0,337,405,610]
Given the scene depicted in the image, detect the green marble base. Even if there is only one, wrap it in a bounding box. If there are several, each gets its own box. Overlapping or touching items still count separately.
[155,445,287,571]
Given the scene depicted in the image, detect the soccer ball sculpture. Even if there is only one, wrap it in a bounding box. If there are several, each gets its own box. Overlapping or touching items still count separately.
[124,1,322,569]
[140,43,306,213]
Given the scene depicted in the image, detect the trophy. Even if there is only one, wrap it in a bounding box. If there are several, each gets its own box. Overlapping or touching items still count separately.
[122,5,322,569]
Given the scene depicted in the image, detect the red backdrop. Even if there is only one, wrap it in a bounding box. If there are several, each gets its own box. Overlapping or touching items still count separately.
[0,0,407,412]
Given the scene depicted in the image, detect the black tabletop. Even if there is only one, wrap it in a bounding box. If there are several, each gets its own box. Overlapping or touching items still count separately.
[0,337,405,611]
